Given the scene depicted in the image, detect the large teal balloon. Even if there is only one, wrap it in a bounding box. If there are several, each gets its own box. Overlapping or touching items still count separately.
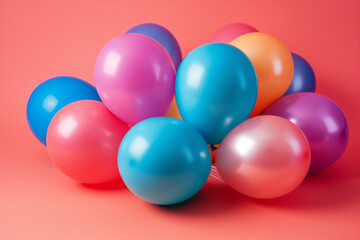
[175,43,258,144]
[118,117,211,205]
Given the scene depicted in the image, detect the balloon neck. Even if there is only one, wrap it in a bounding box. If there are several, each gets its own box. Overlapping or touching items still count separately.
[210,144,218,152]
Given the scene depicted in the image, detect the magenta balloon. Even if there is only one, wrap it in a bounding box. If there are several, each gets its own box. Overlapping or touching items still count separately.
[94,33,176,125]
[263,93,349,172]
[216,116,310,199]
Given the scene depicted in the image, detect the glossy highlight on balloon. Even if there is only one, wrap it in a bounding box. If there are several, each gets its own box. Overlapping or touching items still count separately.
[210,23,258,43]
[231,32,294,116]
[47,100,130,184]
[94,33,176,126]
[126,23,182,70]
[284,53,316,96]
[263,93,349,172]
[118,117,211,205]
[26,76,101,145]
[216,115,310,199]
[176,43,258,145]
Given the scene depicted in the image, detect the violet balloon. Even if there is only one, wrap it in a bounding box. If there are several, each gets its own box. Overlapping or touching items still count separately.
[264,93,349,172]
[126,23,182,71]
[216,115,310,199]
[284,53,316,96]
[94,33,176,126]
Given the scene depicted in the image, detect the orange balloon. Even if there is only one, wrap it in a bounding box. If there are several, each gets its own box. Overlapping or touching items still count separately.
[166,97,182,120]
[231,33,294,116]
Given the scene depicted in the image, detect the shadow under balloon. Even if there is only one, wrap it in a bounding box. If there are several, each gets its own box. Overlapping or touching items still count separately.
[81,178,127,191]
[152,182,244,216]
[79,167,358,214]
[246,170,359,210]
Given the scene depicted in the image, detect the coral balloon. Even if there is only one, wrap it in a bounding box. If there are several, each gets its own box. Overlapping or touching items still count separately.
[210,23,258,43]
[118,117,211,205]
[176,43,258,144]
[263,93,349,172]
[284,53,316,96]
[94,33,176,125]
[26,76,101,145]
[126,23,182,70]
[165,98,182,120]
[47,100,130,184]
[216,116,310,199]
[231,33,294,116]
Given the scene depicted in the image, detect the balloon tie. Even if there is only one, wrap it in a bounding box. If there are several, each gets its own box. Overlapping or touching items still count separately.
[210,144,218,152]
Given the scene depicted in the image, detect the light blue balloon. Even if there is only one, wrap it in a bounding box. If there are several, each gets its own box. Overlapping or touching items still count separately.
[26,76,101,145]
[118,117,211,205]
[175,43,258,144]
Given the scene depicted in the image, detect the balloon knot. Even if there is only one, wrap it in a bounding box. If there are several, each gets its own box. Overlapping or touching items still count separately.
[210,144,218,152]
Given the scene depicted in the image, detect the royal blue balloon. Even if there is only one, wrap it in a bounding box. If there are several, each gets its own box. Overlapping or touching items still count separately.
[284,53,316,96]
[126,23,182,70]
[118,117,211,205]
[175,43,258,145]
[26,76,101,145]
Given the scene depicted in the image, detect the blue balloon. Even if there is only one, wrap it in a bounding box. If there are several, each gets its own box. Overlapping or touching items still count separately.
[126,23,182,70]
[118,117,211,205]
[284,53,316,96]
[26,76,101,145]
[175,43,258,145]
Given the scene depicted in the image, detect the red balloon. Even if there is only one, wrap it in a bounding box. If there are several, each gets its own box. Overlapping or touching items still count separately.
[47,100,130,184]
[209,23,258,43]
[216,116,310,199]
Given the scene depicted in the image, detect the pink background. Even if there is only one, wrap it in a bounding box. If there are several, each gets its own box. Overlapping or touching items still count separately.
[1,0,359,239]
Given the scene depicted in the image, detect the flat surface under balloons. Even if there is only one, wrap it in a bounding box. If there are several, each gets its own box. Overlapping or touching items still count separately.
[1,1,359,240]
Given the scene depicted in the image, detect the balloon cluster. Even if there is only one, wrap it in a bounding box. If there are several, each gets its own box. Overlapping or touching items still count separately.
[27,23,349,205]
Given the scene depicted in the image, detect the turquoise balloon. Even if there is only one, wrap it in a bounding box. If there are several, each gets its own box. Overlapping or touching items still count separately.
[175,43,258,144]
[118,117,211,205]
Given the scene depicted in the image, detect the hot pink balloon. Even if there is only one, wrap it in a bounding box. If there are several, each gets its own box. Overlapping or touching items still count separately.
[210,23,258,43]
[216,115,310,199]
[94,33,176,125]
[47,100,130,184]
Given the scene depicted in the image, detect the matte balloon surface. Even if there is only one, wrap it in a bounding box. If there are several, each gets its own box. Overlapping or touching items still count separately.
[47,100,130,184]
[26,76,101,145]
[210,23,258,43]
[94,33,176,125]
[231,33,294,116]
[126,23,182,70]
[284,53,316,96]
[216,115,310,199]
[264,93,349,172]
[118,117,211,205]
[176,43,258,144]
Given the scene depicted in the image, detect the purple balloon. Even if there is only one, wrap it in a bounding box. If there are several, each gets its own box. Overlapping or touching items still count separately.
[126,23,182,71]
[94,33,176,126]
[263,92,349,172]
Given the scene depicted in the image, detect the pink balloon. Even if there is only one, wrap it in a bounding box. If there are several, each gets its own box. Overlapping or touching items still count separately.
[47,100,130,184]
[210,23,258,43]
[216,115,310,199]
[94,33,176,125]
